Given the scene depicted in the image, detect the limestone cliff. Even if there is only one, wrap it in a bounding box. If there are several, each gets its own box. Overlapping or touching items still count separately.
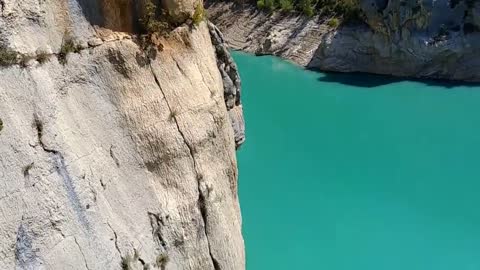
[208,0,480,81]
[0,0,245,269]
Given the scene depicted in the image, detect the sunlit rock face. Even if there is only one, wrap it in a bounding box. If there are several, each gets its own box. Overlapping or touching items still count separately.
[0,0,245,269]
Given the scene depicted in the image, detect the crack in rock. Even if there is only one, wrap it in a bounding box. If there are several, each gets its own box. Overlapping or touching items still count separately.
[33,114,90,230]
[148,212,168,249]
[148,64,221,269]
[74,237,91,270]
[109,145,120,167]
[107,222,121,257]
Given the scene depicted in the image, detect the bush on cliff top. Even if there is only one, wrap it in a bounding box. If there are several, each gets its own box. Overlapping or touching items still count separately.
[255,0,362,21]
[278,0,294,12]
[140,0,208,34]
[327,17,339,27]
[257,0,276,11]
[140,0,171,34]
[193,3,207,25]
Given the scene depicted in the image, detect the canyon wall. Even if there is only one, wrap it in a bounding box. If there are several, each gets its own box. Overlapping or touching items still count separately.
[208,0,480,81]
[0,0,244,269]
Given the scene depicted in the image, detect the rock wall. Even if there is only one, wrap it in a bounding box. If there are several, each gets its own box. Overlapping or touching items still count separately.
[0,0,244,269]
[207,2,330,66]
[208,22,245,148]
[208,0,480,81]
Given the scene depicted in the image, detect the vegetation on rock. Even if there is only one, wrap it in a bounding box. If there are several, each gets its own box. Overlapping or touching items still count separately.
[253,0,362,21]
[36,51,50,64]
[278,0,294,12]
[257,0,275,11]
[298,0,314,17]
[327,17,339,27]
[141,0,208,33]
[155,253,169,269]
[59,36,81,65]
[0,45,18,66]
[140,0,171,34]
[193,3,207,25]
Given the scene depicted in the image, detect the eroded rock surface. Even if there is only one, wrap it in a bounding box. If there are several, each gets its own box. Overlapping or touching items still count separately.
[207,1,330,66]
[208,0,480,81]
[208,22,244,148]
[0,0,245,269]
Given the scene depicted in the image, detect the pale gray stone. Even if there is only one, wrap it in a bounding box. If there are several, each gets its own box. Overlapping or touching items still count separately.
[0,0,245,269]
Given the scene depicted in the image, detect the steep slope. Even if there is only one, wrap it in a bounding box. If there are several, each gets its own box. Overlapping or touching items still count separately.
[0,0,244,269]
[208,0,480,81]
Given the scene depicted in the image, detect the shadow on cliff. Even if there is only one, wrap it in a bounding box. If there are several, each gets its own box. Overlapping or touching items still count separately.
[316,71,480,89]
[76,0,142,33]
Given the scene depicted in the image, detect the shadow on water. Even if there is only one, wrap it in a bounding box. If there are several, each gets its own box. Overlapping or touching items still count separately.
[315,70,480,89]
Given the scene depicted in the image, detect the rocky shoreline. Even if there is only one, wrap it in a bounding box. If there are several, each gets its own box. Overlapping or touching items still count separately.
[207,0,480,82]
[207,1,329,66]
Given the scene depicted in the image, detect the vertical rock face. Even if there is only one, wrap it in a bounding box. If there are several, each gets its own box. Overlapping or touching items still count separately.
[311,0,480,80]
[0,0,244,269]
[208,22,245,148]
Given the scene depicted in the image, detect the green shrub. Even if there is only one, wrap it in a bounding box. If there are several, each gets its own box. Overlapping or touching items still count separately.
[299,0,315,17]
[265,0,276,11]
[140,0,171,34]
[257,0,265,9]
[252,0,362,20]
[257,0,275,11]
[340,0,362,21]
[37,51,50,64]
[0,46,18,66]
[327,18,339,27]
[279,0,294,12]
[193,3,206,26]
[59,37,81,65]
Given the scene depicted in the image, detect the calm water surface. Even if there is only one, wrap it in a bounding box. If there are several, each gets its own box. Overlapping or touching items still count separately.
[233,51,480,270]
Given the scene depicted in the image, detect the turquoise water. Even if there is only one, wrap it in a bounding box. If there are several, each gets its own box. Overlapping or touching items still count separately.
[233,51,480,270]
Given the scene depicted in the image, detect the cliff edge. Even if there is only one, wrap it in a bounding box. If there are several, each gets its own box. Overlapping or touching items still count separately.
[0,0,244,269]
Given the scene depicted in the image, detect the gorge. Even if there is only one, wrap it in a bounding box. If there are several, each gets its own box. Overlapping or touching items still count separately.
[1,0,480,269]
